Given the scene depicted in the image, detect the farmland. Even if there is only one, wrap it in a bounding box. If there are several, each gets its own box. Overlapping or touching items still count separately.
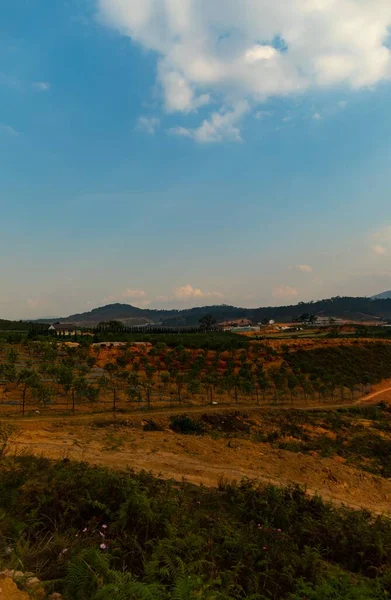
[2,334,391,599]
[2,336,391,417]
[0,336,391,415]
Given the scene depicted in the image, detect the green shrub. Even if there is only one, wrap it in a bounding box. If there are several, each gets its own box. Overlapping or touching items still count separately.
[170,415,205,435]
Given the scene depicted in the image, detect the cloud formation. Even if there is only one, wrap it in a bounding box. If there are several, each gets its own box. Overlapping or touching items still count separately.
[174,284,223,300]
[373,244,387,256]
[170,101,249,143]
[295,264,313,273]
[98,0,391,141]
[122,289,147,299]
[104,288,149,306]
[137,116,160,134]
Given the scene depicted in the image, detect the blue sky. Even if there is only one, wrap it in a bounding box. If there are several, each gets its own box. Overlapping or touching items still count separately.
[1,0,391,319]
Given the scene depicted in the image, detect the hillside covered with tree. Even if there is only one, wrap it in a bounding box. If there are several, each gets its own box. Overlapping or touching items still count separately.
[32,296,391,327]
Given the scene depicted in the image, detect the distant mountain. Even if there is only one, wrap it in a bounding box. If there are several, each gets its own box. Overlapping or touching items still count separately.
[58,303,245,327]
[372,291,391,300]
[34,296,391,327]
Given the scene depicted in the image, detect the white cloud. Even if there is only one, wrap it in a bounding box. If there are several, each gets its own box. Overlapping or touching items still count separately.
[312,112,321,120]
[338,100,348,108]
[244,44,278,64]
[170,101,249,143]
[0,124,18,136]
[296,264,313,273]
[137,116,160,134]
[373,244,387,256]
[98,0,391,141]
[174,284,223,300]
[272,285,299,300]
[33,81,50,91]
[122,289,147,299]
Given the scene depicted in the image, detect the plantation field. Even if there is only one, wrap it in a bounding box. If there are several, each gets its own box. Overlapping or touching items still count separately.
[1,337,391,418]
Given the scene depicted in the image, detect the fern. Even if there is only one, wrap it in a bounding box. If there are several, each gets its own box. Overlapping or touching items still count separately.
[94,577,165,600]
[65,549,112,600]
[171,575,227,600]
[171,576,197,600]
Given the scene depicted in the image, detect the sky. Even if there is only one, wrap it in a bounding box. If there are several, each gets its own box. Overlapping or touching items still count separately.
[1,0,391,319]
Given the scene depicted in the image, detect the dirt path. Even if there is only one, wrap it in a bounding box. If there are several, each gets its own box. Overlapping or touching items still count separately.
[358,385,391,403]
[5,383,391,431]
[6,383,391,516]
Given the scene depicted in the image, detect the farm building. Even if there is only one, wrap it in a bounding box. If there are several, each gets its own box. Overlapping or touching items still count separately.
[49,323,82,336]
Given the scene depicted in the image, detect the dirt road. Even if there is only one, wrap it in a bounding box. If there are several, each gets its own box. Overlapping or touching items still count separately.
[5,382,391,516]
[5,383,391,431]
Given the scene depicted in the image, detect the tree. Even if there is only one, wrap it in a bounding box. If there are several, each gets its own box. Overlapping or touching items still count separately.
[32,381,54,407]
[74,376,89,408]
[287,373,299,405]
[6,347,19,366]
[17,368,40,416]
[56,365,74,402]
[199,315,217,332]
[141,364,155,408]
[159,371,171,402]
[187,378,201,400]
[257,372,270,404]
[125,373,142,406]
[174,372,186,404]
[104,363,120,412]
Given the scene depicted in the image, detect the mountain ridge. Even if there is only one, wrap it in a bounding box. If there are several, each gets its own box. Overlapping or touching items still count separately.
[35,295,391,327]
[372,290,391,300]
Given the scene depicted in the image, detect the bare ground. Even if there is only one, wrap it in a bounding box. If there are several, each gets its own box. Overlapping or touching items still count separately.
[0,578,30,600]
[6,385,391,517]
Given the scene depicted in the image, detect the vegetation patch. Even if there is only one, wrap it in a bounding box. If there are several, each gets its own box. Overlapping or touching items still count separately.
[1,456,391,599]
[201,411,252,433]
[170,415,205,435]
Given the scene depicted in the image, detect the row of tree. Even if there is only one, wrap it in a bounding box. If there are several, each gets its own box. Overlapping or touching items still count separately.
[1,340,385,414]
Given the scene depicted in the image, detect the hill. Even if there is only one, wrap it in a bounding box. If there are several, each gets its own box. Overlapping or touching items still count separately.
[373,290,391,300]
[33,295,391,327]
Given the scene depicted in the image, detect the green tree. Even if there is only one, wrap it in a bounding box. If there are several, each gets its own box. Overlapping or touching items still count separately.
[104,363,120,412]
[199,314,217,331]
[125,373,141,406]
[17,368,40,416]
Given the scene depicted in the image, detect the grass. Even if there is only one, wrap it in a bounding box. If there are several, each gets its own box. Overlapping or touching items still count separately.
[260,406,391,477]
[101,433,125,452]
